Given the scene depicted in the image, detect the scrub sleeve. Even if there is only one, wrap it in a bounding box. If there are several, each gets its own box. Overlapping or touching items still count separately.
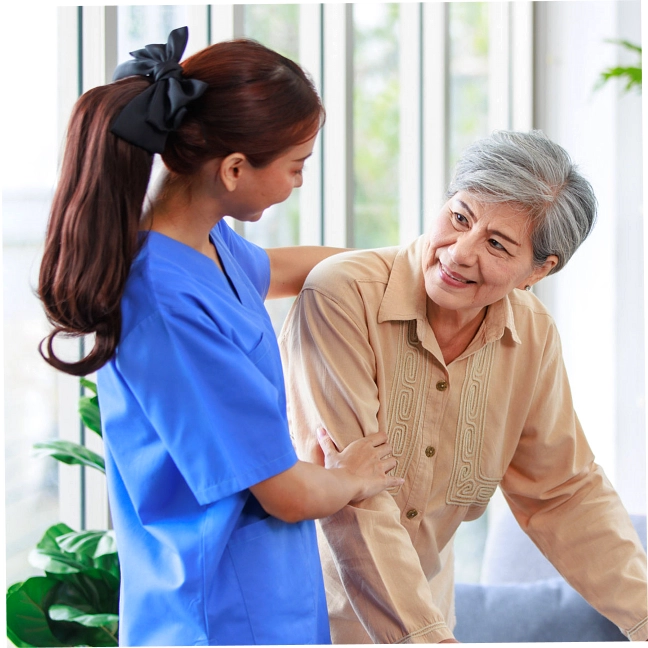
[97,220,330,646]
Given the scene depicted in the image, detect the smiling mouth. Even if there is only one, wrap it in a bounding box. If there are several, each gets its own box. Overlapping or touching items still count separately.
[439,263,475,285]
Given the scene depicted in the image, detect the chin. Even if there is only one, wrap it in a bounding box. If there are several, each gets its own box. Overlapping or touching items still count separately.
[243,211,264,223]
[425,279,468,311]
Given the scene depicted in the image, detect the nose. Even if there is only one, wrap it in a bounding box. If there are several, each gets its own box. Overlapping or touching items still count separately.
[447,232,477,266]
[294,174,304,189]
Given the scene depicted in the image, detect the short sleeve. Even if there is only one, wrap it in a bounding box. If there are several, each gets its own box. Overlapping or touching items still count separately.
[214,220,271,299]
[111,298,297,506]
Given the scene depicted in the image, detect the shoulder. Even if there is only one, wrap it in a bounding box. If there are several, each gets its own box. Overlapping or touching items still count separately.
[508,288,553,318]
[125,237,197,303]
[305,246,400,298]
[508,288,561,352]
[121,236,219,340]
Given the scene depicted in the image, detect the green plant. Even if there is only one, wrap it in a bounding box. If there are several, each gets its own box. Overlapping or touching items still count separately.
[596,39,642,93]
[7,380,120,647]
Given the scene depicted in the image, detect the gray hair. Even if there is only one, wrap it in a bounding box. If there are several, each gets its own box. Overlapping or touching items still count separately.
[446,130,597,274]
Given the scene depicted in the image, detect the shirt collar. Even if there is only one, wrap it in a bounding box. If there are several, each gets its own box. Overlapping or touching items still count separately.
[377,235,521,346]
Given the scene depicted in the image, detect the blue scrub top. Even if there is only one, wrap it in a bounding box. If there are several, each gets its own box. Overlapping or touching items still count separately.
[97,220,331,646]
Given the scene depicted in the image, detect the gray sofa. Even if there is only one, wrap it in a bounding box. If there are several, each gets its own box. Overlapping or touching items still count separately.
[454,508,646,643]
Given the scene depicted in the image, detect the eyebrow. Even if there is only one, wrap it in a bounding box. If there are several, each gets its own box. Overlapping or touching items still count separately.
[455,199,522,247]
[294,152,313,163]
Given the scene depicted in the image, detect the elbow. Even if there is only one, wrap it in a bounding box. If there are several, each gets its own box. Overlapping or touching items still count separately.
[260,500,310,524]
[254,477,314,523]
[249,460,325,523]
[279,509,308,524]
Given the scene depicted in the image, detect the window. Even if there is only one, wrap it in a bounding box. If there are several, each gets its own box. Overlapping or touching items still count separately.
[118,5,190,61]
[354,4,400,248]
[447,3,489,169]
[5,4,61,586]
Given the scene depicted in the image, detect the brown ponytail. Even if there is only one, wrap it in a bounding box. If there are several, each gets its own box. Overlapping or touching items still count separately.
[38,77,153,375]
[39,39,324,376]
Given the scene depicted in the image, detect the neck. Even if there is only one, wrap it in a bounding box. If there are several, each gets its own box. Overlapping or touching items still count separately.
[143,169,226,261]
[427,300,487,364]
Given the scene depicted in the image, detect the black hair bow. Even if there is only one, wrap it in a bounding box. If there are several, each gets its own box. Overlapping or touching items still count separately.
[110,26,208,154]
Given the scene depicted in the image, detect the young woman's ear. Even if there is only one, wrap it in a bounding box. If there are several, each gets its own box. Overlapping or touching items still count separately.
[219,153,248,192]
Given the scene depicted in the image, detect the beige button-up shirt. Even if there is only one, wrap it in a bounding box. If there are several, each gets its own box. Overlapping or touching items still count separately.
[278,236,648,643]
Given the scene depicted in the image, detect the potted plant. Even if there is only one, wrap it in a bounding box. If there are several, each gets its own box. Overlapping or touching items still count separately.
[6,379,120,647]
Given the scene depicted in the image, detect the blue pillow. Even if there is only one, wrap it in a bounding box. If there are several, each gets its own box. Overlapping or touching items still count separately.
[454,578,627,643]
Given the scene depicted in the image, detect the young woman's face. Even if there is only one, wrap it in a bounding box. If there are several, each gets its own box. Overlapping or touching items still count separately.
[422,191,556,318]
[230,135,316,222]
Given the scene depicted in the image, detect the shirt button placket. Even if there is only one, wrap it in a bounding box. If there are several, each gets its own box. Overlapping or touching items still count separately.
[421,375,447,508]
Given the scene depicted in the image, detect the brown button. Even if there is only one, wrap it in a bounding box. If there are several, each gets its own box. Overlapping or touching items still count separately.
[436,380,448,391]
[425,446,436,457]
[406,509,418,519]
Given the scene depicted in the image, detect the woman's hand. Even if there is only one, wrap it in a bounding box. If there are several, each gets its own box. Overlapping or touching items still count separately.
[317,427,402,501]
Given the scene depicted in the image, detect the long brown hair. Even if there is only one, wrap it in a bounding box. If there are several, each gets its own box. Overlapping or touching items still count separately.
[39,39,324,376]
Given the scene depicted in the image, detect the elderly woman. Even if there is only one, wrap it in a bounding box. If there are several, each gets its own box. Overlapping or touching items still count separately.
[279,130,648,643]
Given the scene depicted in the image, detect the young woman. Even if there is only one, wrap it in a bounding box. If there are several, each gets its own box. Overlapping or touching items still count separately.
[38,27,401,646]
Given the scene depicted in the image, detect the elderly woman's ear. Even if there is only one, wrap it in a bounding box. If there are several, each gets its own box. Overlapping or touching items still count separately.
[518,254,559,291]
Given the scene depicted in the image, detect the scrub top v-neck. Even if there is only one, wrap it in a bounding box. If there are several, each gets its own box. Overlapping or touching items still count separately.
[97,219,330,646]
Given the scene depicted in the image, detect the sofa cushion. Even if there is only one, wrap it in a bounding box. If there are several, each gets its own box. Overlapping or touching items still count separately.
[480,508,646,585]
[454,577,627,643]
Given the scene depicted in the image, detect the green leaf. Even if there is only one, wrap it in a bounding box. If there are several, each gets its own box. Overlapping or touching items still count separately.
[604,38,642,54]
[80,378,98,394]
[48,573,120,645]
[7,625,35,647]
[79,395,102,437]
[601,66,641,82]
[83,567,120,592]
[28,548,91,575]
[7,581,25,597]
[595,38,642,95]
[6,577,66,647]
[7,565,120,647]
[48,572,117,614]
[91,554,121,583]
[49,605,118,629]
[56,530,117,559]
[36,524,76,553]
[32,440,105,473]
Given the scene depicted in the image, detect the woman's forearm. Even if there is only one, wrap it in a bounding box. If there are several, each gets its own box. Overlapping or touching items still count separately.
[250,461,366,522]
[249,431,401,522]
[266,246,348,299]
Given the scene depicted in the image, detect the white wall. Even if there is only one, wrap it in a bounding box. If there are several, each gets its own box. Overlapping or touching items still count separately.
[533,0,645,513]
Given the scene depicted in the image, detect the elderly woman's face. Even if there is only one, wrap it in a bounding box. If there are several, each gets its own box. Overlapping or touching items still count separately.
[422,191,556,316]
